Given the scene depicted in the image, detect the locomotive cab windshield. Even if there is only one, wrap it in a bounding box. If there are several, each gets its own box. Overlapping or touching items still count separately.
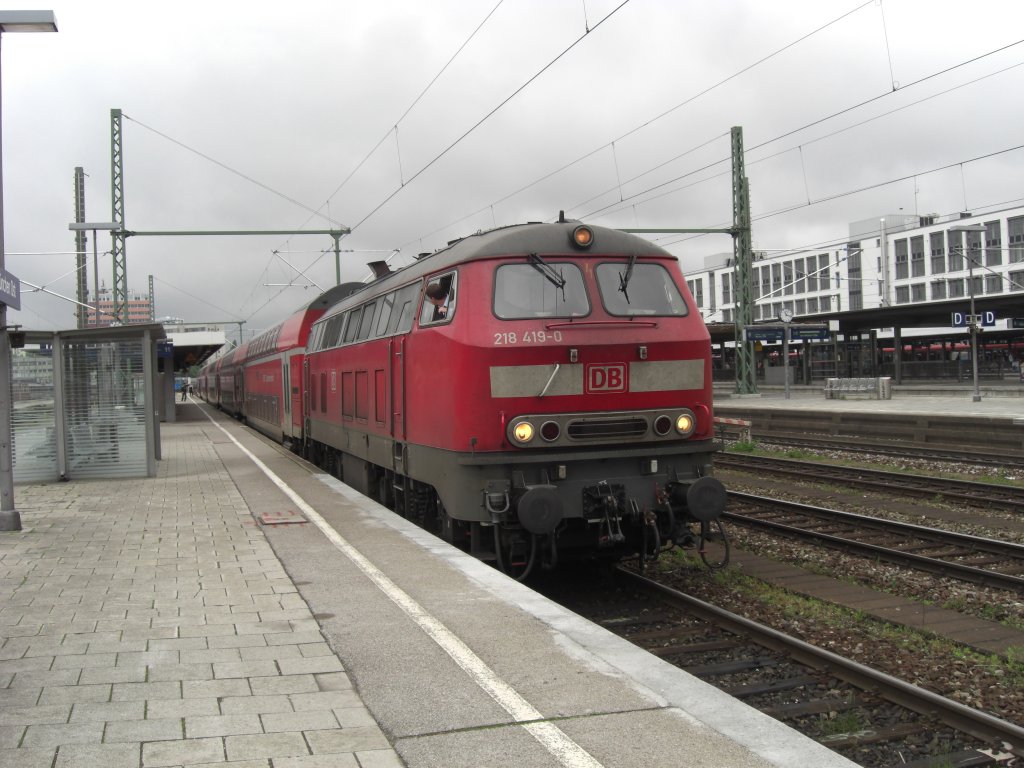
[493,262,589,319]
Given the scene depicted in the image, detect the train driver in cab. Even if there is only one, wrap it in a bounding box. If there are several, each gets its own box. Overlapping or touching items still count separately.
[422,274,456,323]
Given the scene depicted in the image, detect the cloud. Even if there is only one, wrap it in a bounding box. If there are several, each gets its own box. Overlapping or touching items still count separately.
[3,0,1023,335]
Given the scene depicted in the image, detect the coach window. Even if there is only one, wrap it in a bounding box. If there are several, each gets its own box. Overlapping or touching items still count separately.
[493,262,588,319]
[595,262,688,316]
[420,272,457,325]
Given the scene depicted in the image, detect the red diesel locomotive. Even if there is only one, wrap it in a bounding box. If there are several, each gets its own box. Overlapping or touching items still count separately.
[200,218,727,577]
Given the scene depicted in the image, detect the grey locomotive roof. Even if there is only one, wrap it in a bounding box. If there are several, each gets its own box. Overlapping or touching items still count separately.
[321,221,675,317]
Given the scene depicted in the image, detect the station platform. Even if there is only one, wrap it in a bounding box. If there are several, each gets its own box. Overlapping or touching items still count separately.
[0,401,858,768]
[714,381,1024,419]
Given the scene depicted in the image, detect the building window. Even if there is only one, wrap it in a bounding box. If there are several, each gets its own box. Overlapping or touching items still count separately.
[948,278,965,298]
[895,286,910,304]
[911,283,926,302]
[985,274,1002,294]
[722,272,731,304]
[802,257,815,291]
[722,308,732,323]
[894,239,909,279]
[760,266,770,299]
[819,295,832,312]
[807,297,819,313]
[783,262,794,295]
[985,221,1001,266]
[687,278,704,308]
[771,263,782,296]
[929,232,945,274]
[966,229,983,272]
[1009,216,1024,264]
[947,231,964,271]
[818,255,829,289]
[910,235,925,277]
[1008,270,1024,291]
[930,280,947,300]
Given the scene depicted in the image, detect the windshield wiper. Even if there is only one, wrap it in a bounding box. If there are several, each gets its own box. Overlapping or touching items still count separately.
[618,253,637,304]
[528,253,566,299]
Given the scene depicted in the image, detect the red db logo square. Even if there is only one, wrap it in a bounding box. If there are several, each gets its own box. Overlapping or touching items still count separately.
[586,363,626,393]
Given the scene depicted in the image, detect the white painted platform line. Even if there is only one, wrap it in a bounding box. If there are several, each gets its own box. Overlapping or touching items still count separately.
[206,413,605,768]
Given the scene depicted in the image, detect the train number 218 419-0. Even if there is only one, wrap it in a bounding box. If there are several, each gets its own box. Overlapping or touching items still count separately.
[493,330,564,345]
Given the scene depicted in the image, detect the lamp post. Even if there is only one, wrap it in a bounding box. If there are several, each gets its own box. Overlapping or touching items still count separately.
[69,222,121,327]
[950,224,986,403]
[0,11,58,532]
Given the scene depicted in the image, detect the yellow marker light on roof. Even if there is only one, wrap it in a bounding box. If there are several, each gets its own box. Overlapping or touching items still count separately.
[512,421,535,444]
[571,225,594,249]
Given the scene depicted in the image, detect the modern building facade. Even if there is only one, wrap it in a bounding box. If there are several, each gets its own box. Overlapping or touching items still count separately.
[84,284,154,327]
[686,205,1024,335]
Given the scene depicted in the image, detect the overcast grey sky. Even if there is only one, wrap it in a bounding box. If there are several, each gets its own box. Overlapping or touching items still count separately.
[3,0,1022,337]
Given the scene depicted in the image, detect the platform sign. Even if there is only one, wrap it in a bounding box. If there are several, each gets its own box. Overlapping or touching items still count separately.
[1011,318,1024,329]
[951,311,996,327]
[745,327,783,343]
[789,325,830,341]
[0,266,21,311]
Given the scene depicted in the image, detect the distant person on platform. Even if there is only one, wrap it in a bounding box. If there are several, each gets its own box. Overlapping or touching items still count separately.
[181,384,188,403]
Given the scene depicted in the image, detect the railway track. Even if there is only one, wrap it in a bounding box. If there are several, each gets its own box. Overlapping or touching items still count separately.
[723,492,1024,591]
[738,432,1024,468]
[542,567,1023,767]
[716,453,1024,511]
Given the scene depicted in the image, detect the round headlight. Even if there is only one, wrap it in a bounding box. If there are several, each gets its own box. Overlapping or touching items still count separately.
[675,412,695,436]
[512,421,535,444]
[654,415,673,436]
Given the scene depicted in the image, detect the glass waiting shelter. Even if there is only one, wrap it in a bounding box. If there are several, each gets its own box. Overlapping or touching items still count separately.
[10,324,165,482]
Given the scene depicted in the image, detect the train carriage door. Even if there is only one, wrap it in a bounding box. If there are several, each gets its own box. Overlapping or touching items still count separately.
[289,354,303,436]
[388,283,420,475]
[391,336,406,446]
[281,359,290,435]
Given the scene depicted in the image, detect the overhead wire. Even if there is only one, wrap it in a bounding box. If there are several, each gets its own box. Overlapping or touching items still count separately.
[575,44,1024,228]
[346,0,634,235]
[235,1,508,327]
[122,114,341,226]
[403,0,875,247]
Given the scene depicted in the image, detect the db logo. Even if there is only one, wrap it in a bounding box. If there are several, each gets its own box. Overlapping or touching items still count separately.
[586,363,627,393]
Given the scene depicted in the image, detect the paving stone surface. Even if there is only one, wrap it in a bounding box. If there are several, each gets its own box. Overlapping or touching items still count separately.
[0,423,401,767]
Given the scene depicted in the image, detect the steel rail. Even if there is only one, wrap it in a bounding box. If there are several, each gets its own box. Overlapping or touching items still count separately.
[724,491,1024,591]
[716,453,1024,510]
[616,567,1024,754]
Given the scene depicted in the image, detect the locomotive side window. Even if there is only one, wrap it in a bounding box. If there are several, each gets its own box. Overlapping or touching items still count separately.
[324,313,345,349]
[595,262,688,316]
[357,300,377,340]
[343,307,363,343]
[420,272,457,325]
[493,263,588,319]
[388,283,420,334]
[375,293,395,337]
